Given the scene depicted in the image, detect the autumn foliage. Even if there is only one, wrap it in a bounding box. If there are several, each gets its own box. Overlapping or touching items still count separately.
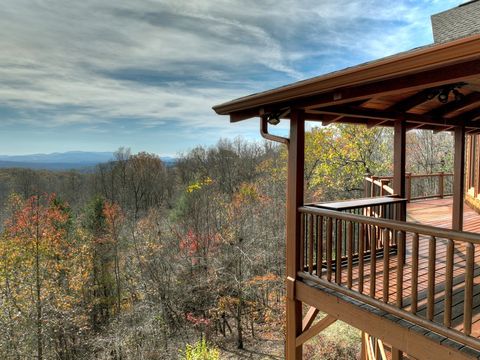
[0,132,408,358]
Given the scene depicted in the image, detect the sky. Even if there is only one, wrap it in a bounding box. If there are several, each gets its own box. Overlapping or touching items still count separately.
[0,0,466,156]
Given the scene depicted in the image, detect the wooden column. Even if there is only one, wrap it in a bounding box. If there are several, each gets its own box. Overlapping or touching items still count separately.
[453,126,465,231]
[285,108,305,360]
[393,119,406,220]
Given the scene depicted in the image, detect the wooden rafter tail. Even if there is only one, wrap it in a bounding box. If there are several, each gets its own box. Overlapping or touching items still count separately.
[367,119,390,128]
[321,114,344,126]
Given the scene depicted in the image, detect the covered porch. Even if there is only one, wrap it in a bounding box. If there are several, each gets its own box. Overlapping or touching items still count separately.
[214,34,480,359]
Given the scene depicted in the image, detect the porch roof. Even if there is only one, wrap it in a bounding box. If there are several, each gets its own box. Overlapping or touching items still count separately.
[213,34,480,132]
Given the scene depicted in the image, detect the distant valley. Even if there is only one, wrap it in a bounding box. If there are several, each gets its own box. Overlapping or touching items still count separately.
[0,151,177,171]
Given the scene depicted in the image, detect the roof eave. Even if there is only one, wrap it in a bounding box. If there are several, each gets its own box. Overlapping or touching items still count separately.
[213,34,480,117]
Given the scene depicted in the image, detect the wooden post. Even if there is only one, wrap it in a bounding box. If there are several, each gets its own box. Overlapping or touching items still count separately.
[453,126,465,231]
[285,108,305,360]
[405,173,411,202]
[474,135,479,197]
[364,173,371,198]
[360,332,367,360]
[380,179,388,196]
[439,171,444,199]
[393,119,406,220]
[392,348,403,360]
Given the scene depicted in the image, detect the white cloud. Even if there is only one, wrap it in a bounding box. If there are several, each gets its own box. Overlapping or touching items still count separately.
[0,0,464,145]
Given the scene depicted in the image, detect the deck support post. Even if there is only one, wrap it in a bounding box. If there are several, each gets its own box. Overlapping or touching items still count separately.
[393,119,406,263]
[360,332,367,360]
[453,126,465,231]
[285,108,305,360]
[393,119,406,220]
[392,347,403,360]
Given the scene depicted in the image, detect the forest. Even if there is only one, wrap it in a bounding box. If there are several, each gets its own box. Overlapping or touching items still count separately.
[0,125,453,359]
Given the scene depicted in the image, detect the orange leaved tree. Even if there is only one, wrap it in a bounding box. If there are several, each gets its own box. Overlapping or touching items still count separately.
[1,193,86,360]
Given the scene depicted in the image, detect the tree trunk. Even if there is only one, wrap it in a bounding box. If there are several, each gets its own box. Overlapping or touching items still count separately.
[236,300,243,350]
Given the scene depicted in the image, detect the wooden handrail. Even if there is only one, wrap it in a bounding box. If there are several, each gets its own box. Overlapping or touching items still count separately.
[364,177,395,197]
[365,172,454,202]
[300,206,480,243]
[299,206,480,351]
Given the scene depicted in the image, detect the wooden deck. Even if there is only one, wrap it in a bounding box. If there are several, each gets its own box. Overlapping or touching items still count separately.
[404,198,480,337]
[408,198,480,232]
[300,200,480,356]
[338,198,480,337]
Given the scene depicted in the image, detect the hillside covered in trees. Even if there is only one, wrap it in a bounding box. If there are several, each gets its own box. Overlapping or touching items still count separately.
[0,125,453,359]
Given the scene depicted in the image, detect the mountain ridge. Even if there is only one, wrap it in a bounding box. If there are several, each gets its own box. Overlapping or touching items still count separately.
[0,151,177,170]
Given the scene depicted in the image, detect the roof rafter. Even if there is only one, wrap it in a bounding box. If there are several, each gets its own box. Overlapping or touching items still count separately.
[386,88,437,112]
[428,92,480,118]
[312,104,480,129]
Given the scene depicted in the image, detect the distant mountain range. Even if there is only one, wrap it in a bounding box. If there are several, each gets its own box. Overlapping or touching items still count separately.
[0,151,177,171]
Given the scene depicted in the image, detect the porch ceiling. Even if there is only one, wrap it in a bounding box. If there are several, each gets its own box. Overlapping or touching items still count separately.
[213,35,480,132]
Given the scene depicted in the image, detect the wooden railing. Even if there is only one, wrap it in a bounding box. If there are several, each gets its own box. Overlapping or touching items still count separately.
[364,176,395,197]
[365,173,454,201]
[299,206,480,350]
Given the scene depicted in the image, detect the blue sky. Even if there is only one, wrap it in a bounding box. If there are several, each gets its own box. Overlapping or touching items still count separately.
[0,0,465,156]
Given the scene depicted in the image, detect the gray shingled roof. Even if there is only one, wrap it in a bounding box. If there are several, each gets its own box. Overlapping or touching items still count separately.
[431,0,480,43]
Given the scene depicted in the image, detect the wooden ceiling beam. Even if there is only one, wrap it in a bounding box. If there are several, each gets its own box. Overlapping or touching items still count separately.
[313,104,480,129]
[303,113,339,122]
[321,115,344,126]
[450,108,480,122]
[313,105,428,123]
[428,92,480,118]
[322,116,370,126]
[405,123,454,132]
[387,88,437,112]
[367,119,391,128]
